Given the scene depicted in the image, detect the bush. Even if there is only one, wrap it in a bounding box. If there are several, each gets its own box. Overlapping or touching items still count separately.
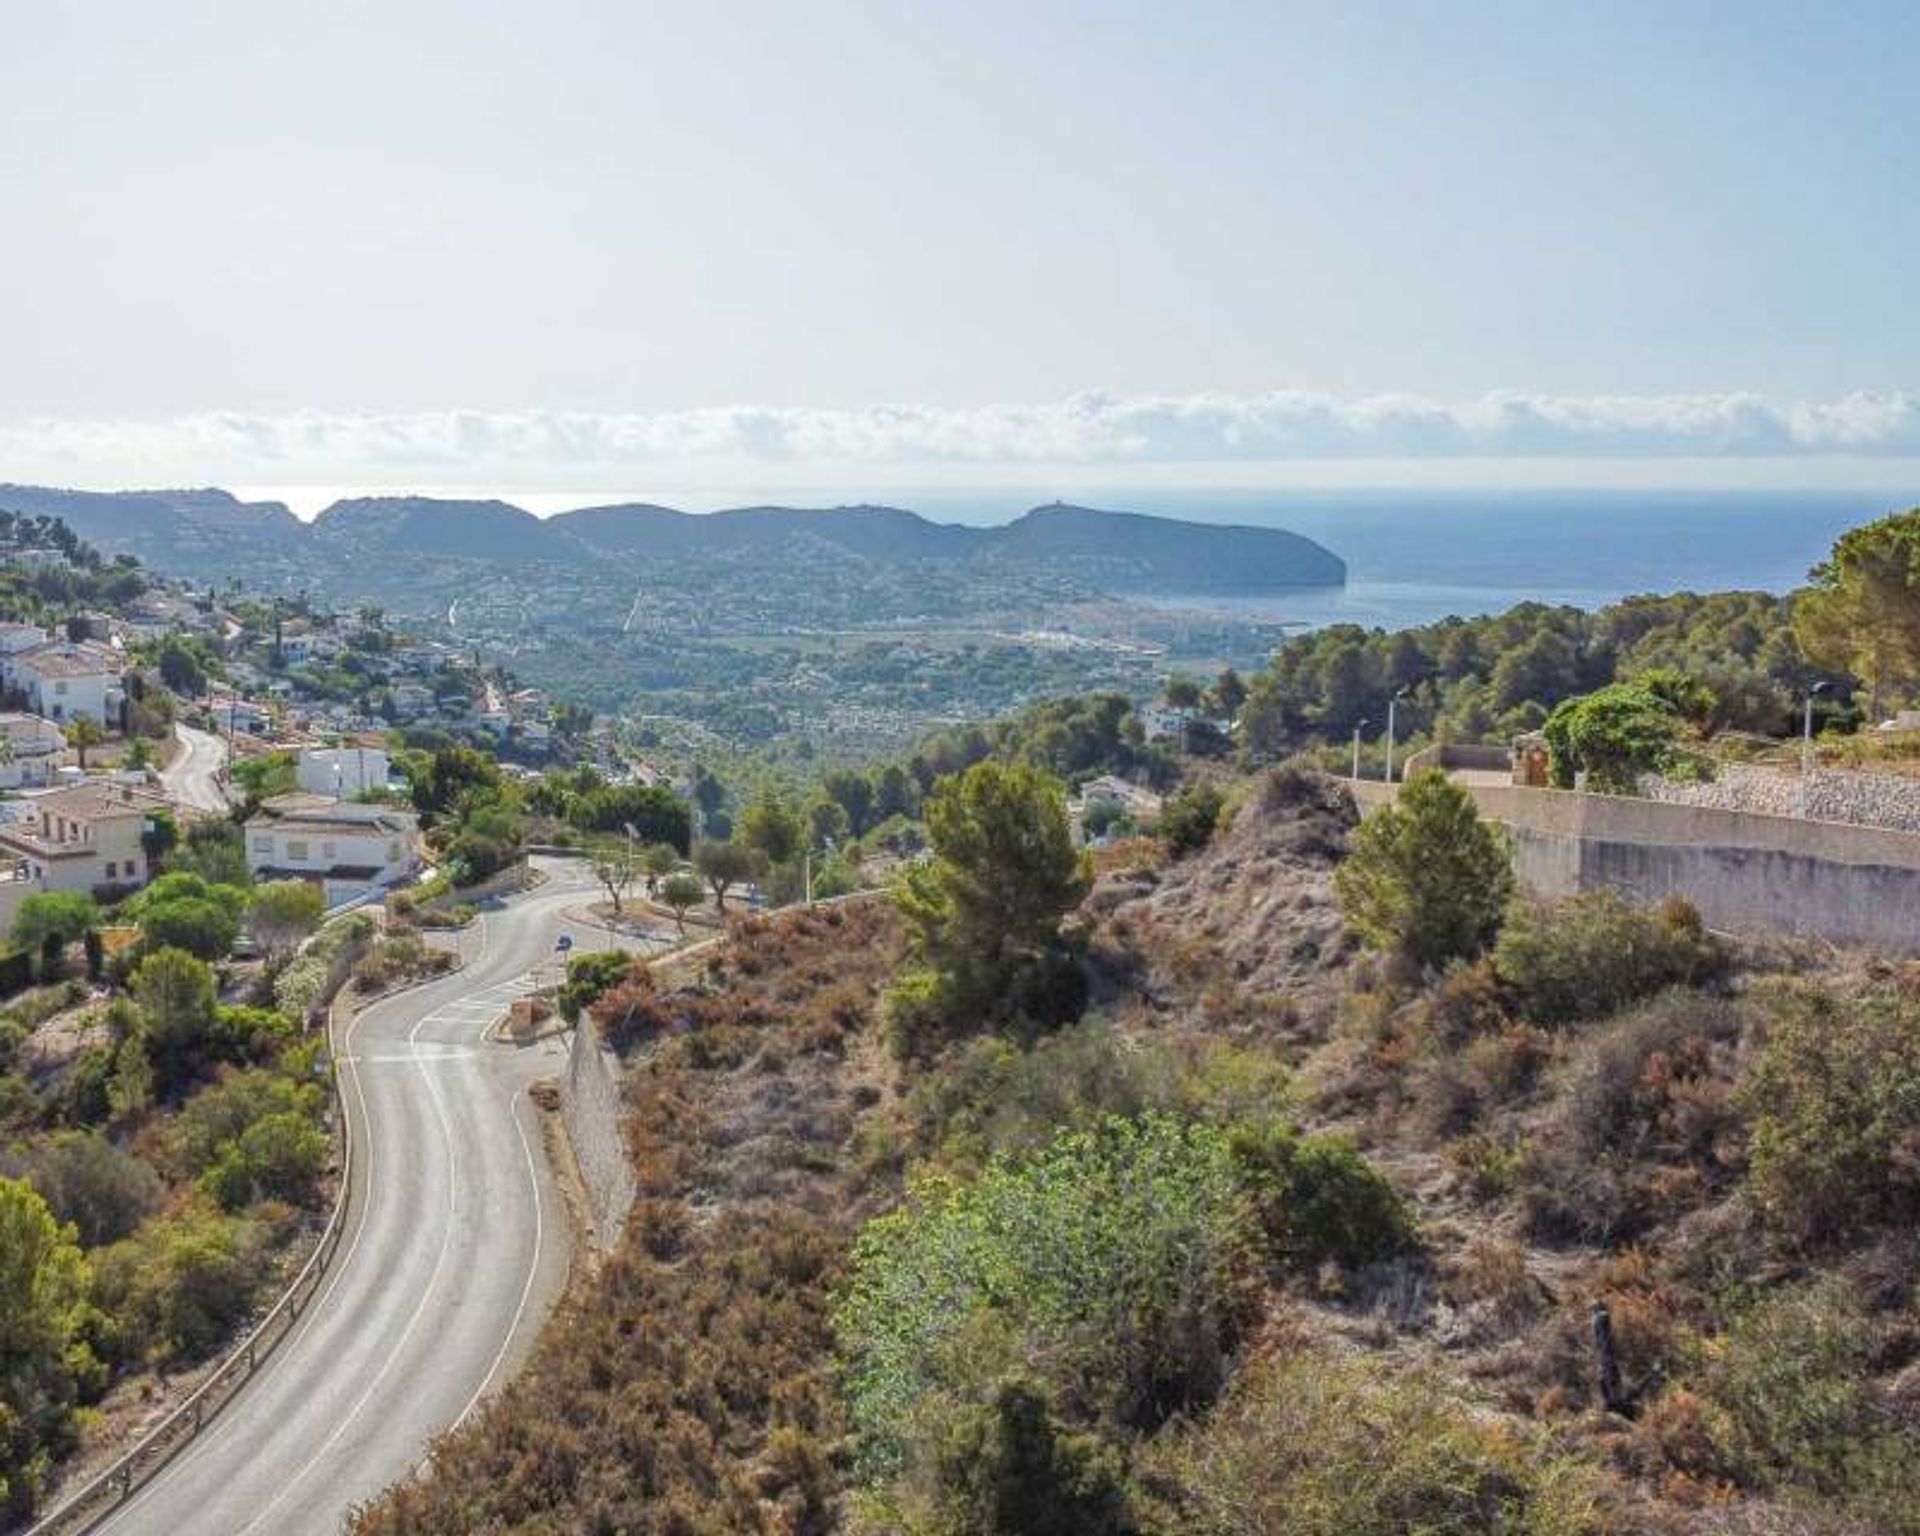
[1494,891,1723,1026]
[1541,683,1680,792]
[1231,1124,1417,1272]
[838,1115,1252,1484]
[1740,984,1920,1245]
[91,1200,267,1365]
[1143,1345,1611,1536]
[1521,993,1747,1242]
[1156,782,1226,856]
[556,949,633,1024]
[5,1130,164,1247]
[172,1067,322,1180]
[200,1111,327,1210]
[1691,1278,1920,1530]
[275,912,376,1021]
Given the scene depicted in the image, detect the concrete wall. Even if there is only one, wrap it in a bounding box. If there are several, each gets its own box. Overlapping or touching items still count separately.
[1351,777,1920,952]
[561,1018,636,1245]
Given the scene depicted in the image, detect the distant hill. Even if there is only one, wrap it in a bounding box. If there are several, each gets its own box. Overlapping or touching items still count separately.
[310,497,567,562]
[0,484,300,555]
[0,486,1346,592]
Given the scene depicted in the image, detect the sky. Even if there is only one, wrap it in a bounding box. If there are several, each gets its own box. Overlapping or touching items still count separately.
[4,0,1920,501]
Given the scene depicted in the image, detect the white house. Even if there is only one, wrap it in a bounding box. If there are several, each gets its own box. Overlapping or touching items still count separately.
[0,622,49,656]
[0,713,68,789]
[243,794,420,907]
[6,643,123,727]
[296,746,391,798]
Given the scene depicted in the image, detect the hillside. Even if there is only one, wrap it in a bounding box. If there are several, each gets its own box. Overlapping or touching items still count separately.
[349,764,1920,1536]
[0,485,1347,594]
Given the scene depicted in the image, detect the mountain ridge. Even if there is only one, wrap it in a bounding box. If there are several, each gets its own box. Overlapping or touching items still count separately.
[0,485,1346,591]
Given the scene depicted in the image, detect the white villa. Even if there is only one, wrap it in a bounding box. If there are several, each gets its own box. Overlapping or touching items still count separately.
[243,794,420,907]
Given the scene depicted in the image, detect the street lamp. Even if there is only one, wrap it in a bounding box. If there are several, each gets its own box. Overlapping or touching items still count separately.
[1351,718,1368,781]
[1384,688,1411,785]
[1802,680,1831,779]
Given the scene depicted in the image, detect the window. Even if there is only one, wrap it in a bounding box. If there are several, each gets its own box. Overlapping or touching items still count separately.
[322,841,336,860]
[252,836,273,854]
[104,861,115,879]
[53,680,67,696]
[286,840,309,861]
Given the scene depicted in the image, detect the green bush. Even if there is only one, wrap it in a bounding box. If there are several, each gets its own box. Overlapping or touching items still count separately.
[1156,783,1226,856]
[1230,1124,1417,1272]
[1692,1278,1920,1531]
[838,1115,1252,1483]
[200,1111,327,1210]
[1740,984,1920,1245]
[1541,682,1680,792]
[91,1200,266,1365]
[1143,1346,1610,1536]
[556,950,632,1024]
[173,1067,322,1181]
[1494,891,1723,1026]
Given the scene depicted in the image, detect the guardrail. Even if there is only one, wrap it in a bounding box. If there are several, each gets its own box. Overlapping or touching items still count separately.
[22,999,359,1536]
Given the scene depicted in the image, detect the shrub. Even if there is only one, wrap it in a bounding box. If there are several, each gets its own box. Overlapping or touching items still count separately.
[200,1111,327,1210]
[1521,993,1746,1242]
[172,1067,322,1180]
[1156,783,1226,856]
[1740,984,1920,1245]
[1691,1278,1920,1530]
[556,949,633,1024]
[838,1115,1252,1482]
[1494,891,1723,1026]
[864,1370,1133,1536]
[91,1200,266,1365]
[275,912,376,1021]
[5,1130,164,1248]
[1142,1345,1611,1536]
[1230,1124,1417,1272]
[1334,770,1513,970]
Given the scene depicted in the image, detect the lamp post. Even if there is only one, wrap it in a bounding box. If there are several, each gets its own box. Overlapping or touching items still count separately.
[1384,688,1410,785]
[1802,680,1831,781]
[1351,719,1368,781]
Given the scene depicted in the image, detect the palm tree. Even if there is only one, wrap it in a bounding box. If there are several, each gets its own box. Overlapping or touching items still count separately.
[66,716,104,770]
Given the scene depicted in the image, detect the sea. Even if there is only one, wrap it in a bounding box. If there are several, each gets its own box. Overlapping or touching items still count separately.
[1000,487,1908,632]
[249,480,1915,635]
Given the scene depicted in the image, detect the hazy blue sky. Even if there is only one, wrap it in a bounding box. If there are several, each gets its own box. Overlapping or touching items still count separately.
[4,1,1919,494]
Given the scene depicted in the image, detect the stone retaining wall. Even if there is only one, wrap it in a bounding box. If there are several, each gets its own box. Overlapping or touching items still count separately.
[560,1018,635,1245]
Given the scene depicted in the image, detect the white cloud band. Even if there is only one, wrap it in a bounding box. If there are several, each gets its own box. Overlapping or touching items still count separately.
[5,389,1920,479]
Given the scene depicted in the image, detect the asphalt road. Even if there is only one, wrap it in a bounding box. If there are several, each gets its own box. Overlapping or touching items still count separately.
[95,858,640,1535]
[159,724,230,814]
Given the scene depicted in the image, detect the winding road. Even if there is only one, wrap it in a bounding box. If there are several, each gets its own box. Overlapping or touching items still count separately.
[95,858,644,1535]
[158,724,230,815]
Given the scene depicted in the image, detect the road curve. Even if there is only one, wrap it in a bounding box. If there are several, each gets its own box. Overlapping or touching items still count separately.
[95,859,640,1535]
[158,725,230,814]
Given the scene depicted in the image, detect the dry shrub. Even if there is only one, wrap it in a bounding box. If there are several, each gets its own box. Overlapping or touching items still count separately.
[1141,1334,1619,1535]
[1521,994,1749,1243]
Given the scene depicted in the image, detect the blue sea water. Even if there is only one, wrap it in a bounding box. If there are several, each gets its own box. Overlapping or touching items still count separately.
[908,486,1912,631]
